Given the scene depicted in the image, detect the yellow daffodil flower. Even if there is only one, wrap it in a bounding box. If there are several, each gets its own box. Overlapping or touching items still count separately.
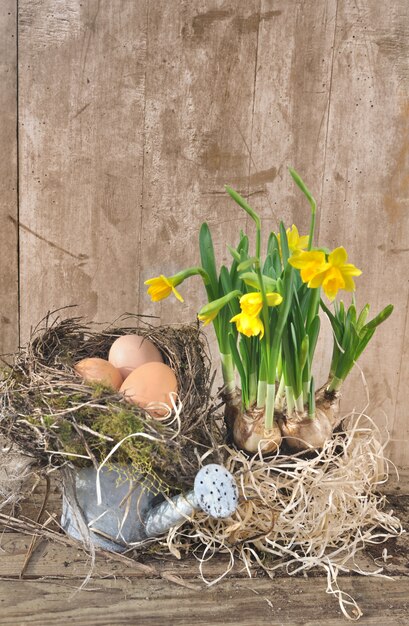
[308,247,362,301]
[145,274,184,303]
[230,311,264,338]
[277,224,309,254]
[288,250,330,284]
[240,291,283,317]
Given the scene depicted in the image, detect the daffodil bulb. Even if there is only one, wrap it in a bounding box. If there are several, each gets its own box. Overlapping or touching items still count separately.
[232,407,282,454]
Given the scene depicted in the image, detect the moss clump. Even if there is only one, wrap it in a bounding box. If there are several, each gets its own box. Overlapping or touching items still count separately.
[91,407,172,494]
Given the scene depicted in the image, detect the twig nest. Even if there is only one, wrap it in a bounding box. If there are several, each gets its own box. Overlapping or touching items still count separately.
[233,407,282,454]
[279,409,333,452]
[0,313,217,492]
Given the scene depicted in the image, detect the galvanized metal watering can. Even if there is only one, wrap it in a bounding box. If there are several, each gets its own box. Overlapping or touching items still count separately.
[62,463,238,553]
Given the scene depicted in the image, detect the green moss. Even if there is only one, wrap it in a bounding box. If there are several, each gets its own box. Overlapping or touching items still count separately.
[91,407,170,494]
[89,382,119,399]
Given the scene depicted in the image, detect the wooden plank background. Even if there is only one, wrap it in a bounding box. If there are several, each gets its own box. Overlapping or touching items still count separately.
[1,0,409,467]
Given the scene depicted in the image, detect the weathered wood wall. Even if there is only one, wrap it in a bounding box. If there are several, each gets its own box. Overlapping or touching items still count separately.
[1,0,409,466]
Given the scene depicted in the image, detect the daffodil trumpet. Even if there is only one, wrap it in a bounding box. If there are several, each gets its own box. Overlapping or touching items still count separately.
[145,267,210,303]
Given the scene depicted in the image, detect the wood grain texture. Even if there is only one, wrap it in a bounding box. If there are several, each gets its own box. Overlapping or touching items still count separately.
[137,0,260,328]
[2,1,409,466]
[0,576,408,626]
[318,0,409,467]
[247,0,338,389]
[0,1,18,355]
[18,0,148,340]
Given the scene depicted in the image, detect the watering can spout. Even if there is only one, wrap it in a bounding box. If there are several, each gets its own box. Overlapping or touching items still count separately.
[144,464,238,537]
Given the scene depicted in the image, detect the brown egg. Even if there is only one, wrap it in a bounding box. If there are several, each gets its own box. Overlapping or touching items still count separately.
[108,334,163,379]
[120,362,178,417]
[75,357,123,391]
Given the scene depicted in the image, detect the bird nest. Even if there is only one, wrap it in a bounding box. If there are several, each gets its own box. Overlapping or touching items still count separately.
[0,312,221,497]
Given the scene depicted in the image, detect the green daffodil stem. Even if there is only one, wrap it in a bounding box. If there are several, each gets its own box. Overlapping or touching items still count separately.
[257,380,267,408]
[303,380,310,404]
[177,267,210,284]
[285,386,295,416]
[307,288,320,329]
[288,168,316,251]
[295,393,304,413]
[220,352,236,395]
[257,354,267,408]
[308,206,316,252]
[265,383,276,431]
[264,265,294,430]
[256,227,261,260]
[249,371,258,407]
[328,375,343,393]
[275,375,286,410]
[256,266,271,361]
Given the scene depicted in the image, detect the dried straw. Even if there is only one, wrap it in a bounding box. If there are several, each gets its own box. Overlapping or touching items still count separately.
[164,410,403,621]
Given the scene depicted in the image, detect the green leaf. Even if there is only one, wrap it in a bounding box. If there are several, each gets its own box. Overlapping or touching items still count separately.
[355,327,376,361]
[263,253,274,277]
[320,299,343,344]
[237,256,259,272]
[307,315,320,363]
[308,376,315,417]
[240,271,277,292]
[347,304,357,327]
[272,249,282,276]
[228,332,248,406]
[230,235,249,289]
[227,245,240,262]
[364,304,394,330]
[267,232,280,256]
[356,304,370,332]
[219,268,240,316]
[279,222,290,265]
[339,301,346,324]
[199,223,219,299]
[239,336,251,376]
[219,265,233,294]
[270,265,295,387]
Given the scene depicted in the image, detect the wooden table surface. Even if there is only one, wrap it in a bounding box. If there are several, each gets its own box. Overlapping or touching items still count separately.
[0,471,408,626]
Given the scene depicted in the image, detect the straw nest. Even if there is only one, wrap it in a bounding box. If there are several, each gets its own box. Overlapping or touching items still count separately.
[0,311,222,496]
